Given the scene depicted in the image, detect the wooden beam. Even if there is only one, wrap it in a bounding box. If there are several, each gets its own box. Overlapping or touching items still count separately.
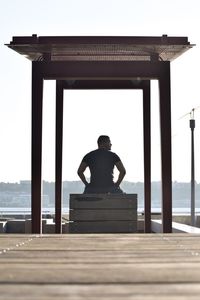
[33,61,168,80]
[62,80,147,90]
[143,81,151,233]
[31,61,172,234]
[55,81,64,233]
[31,63,43,234]
[159,63,172,233]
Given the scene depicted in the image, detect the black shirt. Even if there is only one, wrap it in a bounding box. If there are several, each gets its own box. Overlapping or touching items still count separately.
[82,149,121,188]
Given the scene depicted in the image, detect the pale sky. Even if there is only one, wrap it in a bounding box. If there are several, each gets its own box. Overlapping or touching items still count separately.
[0,0,200,183]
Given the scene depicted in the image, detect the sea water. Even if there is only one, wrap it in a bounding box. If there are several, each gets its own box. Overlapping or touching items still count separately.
[1,206,200,216]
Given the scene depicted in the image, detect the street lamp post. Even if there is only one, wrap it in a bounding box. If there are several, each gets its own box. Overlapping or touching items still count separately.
[190,109,195,226]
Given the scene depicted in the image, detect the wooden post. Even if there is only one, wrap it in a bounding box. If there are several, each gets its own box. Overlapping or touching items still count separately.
[31,62,43,234]
[143,81,151,232]
[159,63,172,233]
[55,80,64,233]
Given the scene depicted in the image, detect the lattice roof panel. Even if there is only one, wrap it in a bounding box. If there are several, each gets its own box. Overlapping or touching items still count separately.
[6,35,194,62]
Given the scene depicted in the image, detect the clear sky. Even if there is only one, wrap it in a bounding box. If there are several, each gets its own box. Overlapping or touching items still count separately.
[0,0,200,183]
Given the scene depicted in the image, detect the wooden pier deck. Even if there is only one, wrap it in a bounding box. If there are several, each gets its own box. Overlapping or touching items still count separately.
[1,233,200,299]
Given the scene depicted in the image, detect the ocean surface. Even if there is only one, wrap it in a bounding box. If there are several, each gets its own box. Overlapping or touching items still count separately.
[1,207,200,216]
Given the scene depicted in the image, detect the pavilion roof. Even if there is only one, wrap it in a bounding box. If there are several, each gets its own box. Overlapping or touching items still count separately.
[6,34,194,62]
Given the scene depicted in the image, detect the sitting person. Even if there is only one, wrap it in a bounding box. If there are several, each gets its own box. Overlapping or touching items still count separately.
[77,135,126,193]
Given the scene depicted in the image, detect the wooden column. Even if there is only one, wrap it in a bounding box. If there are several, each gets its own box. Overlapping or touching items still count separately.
[31,63,43,234]
[143,81,151,233]
[55,81,64,233]
[159,63,172,233]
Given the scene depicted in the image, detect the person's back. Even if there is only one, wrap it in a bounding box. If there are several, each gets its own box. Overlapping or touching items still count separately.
[77,135,126,193]
[83,148,120,188]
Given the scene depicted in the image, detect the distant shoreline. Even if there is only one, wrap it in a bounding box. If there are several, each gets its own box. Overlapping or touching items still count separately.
[1,207,200,216]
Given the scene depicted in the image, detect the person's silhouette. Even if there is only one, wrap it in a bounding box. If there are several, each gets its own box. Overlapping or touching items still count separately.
[77,135,126,193]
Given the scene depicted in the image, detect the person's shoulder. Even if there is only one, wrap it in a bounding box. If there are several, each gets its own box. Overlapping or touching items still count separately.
[84,149,97,157]
[109,150,118,156]
[110,151,121,161]
[89,149,98,155]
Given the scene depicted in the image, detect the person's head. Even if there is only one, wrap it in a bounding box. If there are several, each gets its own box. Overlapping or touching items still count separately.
[97,135,112,150]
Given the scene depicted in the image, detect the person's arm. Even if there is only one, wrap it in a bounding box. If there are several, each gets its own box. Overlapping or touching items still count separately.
[115,161,126,186]
[77,161,89,186]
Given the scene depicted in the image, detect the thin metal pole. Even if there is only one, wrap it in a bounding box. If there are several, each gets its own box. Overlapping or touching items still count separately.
[190,118,195,226]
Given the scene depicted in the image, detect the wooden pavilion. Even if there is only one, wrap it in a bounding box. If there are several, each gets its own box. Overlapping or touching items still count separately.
[6,34,193,234]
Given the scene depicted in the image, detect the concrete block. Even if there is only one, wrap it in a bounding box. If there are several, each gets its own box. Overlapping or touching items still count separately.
[151,219,200,233]
[44,222,69,234]
[43,219,54,233]
[4,218,68,234]
[25,219,55,233]
[6,220,25,233]
[42,219,53,231]
[44,223,55,234]
[25,219,32,233]
[0,221,7,233]
[137,219,144,232]
[62,222,69,233]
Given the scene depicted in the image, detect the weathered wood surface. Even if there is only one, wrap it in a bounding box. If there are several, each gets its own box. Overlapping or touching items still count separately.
[70,193,137,209]
[70,209,137,221]
[69,221,137,233]
[69,194,137,233]
[1,234,200,299]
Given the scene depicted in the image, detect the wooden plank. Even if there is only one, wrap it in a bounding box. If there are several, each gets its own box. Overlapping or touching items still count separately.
[1,283,200,299]
[2,261,200,284]
[69,221,137,233]
[2,254,200,264]
[0,237,35,251]
[70,194,137,209]
[2,247,200,263]
[1,234,200,299]
[70,209,137,221]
